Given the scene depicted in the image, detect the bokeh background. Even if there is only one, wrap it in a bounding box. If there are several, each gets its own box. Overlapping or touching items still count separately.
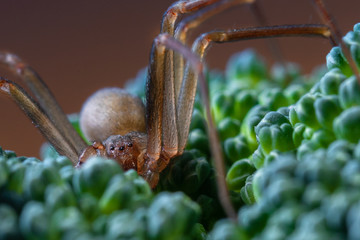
[0,0,359,158]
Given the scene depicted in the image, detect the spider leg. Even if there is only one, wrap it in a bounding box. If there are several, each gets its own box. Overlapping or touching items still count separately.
[157,0,254,165]
[159,0,228,161]
[0,78,80,163]
[145,39,166,164]
[0,52,88,156]
[154,33,237,219]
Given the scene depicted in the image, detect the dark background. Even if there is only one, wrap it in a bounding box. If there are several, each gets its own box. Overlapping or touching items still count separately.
[0,0,359,158]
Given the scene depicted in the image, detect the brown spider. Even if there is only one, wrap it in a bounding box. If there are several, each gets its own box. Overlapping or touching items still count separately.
[0,0,350,218]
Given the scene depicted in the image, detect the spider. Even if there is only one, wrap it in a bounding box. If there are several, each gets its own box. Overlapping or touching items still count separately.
[0,0,353,219]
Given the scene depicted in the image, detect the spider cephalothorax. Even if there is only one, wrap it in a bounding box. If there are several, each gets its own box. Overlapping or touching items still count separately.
[0,0,349,218]
[79,132,147,172]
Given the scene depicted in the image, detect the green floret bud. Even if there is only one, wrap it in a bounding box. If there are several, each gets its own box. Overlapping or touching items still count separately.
[257,123,295,155]
[217,117,241,142]
[78,194,101,222]
[321,190,360,231]
[49,207,89,239]
[292,123,306,147]
[190,223,207,240]
[339,76,360,109]
[23,162,62,201]
[314,95,342,130]
[347,201,360,240]
[190,108,206,132]
[224,135,251,164]
[208,219,249,240]
[226,49,267,88]
[238,201,269,235]
[250,146,266,169]
[59,165,75,185]
[187,129,210,156]
[277,106,290,117]
[212,91,235,123]
[99,172,152,214]
[0,204,20,240]
[296,139,321,160]
[319,68,346,95]
[262,174,304,209]
[326,140,355,165]
[288,210,336,240]
[296,150,341,190]
[261,203,304,239]
[45,184,77,213]
[259,88,289,111]
[241,105,269,150]
[19,201,49,240]
[341,160,360,188]
[106,209,147,240]
[72,157,123,199]
[310,128,336,148]
[40,143,60,160]
[289,105,300,126]
[343,24,360,69]
[326,46,352,77]
[284,83,308,104]
[0,158,9,188]
[334,106,360,143]
[255,111,290,131]
[240,175,256,205]
[147,192,201,240]
[302,183,330,208]
[5,150,17,159]
[270,62,301,87]
[158,150,212,196]
[226,159,256,191]
[294,93,321,129]
[233,89,258,122]
[255,111,294,154]
[253,154,298,201]
[7,162,26,194]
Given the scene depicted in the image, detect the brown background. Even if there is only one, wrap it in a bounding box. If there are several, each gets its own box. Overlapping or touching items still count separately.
[0,0,359,158]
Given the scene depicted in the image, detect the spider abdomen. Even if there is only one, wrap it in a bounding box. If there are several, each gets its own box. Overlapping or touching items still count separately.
[79,87,146,142]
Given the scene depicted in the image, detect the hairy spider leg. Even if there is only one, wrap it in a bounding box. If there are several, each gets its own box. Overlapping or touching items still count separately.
[0,78,80,162]
[146,33,237,219]
[158,0,256,164]
[0,53,88,158]
[160,0,230,160]
[143,0,231,173]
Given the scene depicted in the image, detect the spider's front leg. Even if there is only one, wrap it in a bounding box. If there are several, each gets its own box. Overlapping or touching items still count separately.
[137,30,211,188]
[136,35,176,188]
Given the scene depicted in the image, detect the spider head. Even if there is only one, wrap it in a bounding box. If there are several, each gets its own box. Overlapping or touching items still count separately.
[103,132,147,171]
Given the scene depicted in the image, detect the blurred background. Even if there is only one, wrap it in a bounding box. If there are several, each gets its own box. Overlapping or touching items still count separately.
[0,0,359,158]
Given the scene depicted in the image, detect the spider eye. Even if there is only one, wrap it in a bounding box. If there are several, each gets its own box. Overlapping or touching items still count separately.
[110,146,115,151]
[119,146,125,151]
[128,143,133,147]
